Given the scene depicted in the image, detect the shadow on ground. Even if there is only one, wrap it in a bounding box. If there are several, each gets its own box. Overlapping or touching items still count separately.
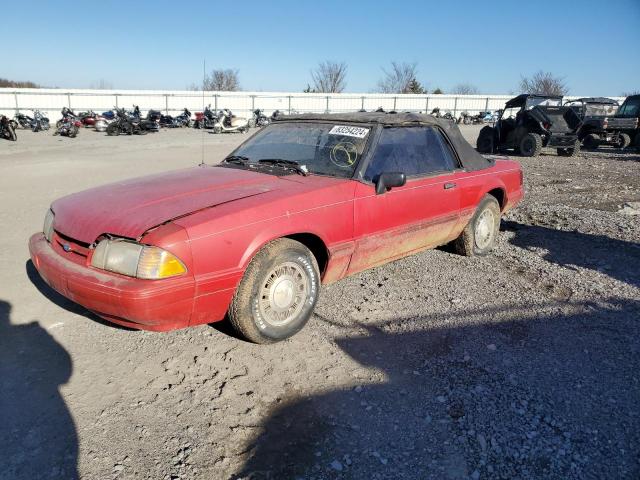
[503,221,640,288]
[233,297,640,479]
[25,260,135,331]
[0,299,78,479]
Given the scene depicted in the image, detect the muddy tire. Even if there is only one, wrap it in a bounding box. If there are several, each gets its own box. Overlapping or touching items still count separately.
[582,133,600,149]
[615,133,631,149]
[558,139,581,157]
[451,194,501,257]
[476,126,495,153]
[519,133,542,157]
[228,238,321,344]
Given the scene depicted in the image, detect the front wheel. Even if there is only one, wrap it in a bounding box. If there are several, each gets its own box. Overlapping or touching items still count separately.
[106,122,119,136]
[451,194,501,257]
[228,238,321,344]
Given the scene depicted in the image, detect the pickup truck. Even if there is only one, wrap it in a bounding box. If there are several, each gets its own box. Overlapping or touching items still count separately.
[29,112,524,343]
[604,94,640,148]
[564,97,631,148]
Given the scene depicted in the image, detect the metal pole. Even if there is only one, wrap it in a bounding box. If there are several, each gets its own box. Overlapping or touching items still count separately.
[115,94,119,108]
[214,94,218,111]
[454,97,458,118]
[425,96,429,113]
[67,93,71,109]
[251,95,255,111]
[485,97,489,113]
[361,96,365,110]
[165,94,169,115]
[14,92,19,113]
[393,96,397,111]
[288,96,292,114]
[326,96,330,114]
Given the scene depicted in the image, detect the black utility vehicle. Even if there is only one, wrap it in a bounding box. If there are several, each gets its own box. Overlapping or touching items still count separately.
[476,94,581,157]
[565,97,632,149]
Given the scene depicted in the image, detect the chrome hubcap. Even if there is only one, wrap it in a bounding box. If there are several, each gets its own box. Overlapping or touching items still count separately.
[259,262,308,326]
[475,209,495,250]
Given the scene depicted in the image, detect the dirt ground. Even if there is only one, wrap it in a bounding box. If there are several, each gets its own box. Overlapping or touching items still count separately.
[1,125,639,480]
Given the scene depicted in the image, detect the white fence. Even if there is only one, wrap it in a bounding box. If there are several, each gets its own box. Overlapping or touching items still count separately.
[0,88,625,121]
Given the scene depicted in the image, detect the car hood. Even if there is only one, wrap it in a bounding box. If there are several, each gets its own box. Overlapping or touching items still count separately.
[51,166,284,243]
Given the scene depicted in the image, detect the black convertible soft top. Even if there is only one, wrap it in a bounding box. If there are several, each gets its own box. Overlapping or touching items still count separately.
[273,112,494,172]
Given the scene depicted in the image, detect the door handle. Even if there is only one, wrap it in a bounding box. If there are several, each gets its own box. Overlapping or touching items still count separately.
[444,182,457,190]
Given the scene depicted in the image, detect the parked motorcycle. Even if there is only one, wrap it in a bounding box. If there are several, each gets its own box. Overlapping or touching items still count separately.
[1,115,17,141]
[212,109,249,134]
[54,108,81,137]
[248,109,270,128]
[13,113,33,129]
[174,108,193,128]
[106,107,147,136]
[194,105,219,129]
[458,111,472,125]
[31,110,50,131]
[131,106,160,132]
[14,110,50,131]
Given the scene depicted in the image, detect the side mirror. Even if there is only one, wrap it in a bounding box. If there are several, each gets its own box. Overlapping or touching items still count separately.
[375,172,406,195]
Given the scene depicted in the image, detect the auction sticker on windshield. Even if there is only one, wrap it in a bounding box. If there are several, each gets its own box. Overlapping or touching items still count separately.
[329,125,370,138]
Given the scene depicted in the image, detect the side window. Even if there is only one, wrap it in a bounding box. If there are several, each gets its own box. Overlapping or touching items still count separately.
[364,127,455,181]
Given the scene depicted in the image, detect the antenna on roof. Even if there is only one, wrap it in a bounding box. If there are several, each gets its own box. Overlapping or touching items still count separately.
[199,58,206,167]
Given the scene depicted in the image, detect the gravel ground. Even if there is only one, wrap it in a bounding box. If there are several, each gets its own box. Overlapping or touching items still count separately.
[0,125,638,480]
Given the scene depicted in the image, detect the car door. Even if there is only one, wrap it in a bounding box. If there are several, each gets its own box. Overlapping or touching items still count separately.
[347,126,461,275]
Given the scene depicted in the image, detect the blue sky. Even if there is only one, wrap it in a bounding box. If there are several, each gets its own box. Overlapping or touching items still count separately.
[4,0,639,95]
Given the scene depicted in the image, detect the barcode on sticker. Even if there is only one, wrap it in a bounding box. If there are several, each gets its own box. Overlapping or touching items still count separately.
[329,125,370,138]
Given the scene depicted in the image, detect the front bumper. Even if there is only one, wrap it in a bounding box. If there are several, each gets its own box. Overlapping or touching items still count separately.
[29,233,195,331]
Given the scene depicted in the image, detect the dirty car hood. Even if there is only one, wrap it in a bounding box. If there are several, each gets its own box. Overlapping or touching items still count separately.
[51,166,279,243]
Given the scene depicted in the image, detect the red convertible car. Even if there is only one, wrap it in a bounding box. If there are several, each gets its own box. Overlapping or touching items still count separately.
[29,112,523,343]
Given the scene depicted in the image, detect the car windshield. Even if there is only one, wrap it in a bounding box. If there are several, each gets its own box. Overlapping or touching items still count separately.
[223,122,372,178]
[525,97,562,109]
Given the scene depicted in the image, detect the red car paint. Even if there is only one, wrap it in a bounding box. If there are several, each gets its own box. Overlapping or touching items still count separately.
[29,158,523,332]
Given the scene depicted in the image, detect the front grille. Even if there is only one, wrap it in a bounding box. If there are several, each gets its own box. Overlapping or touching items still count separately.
[51,230,91,264]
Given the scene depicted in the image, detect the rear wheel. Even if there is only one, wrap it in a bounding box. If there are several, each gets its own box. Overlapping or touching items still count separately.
[476,126,495,153]
[614,133,631,149]
[451,195,501,257]
[69,125,78,138]
[228,238,320,344]
[519,133,542,157]
[557,139,581,157]
[582,133,600,149]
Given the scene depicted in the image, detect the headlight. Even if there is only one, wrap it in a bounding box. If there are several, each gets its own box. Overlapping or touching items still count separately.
[43,209,55,242]
[91,238,186,279]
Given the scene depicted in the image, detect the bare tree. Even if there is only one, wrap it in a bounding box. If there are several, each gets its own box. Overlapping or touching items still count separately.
[90,79,113,90]
[519,71,568,96]
[310,61,347,93]
[0,78,39,88]
[190,69,241,91]
[621,90,640,97]
[451,83,479,95]
[377,62,421,94]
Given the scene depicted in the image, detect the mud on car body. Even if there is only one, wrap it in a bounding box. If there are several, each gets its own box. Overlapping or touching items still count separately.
[30,112,524,343]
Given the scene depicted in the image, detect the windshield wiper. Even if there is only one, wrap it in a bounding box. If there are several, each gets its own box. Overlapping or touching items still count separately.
[257,158,309,176]
[223,155,251,165]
